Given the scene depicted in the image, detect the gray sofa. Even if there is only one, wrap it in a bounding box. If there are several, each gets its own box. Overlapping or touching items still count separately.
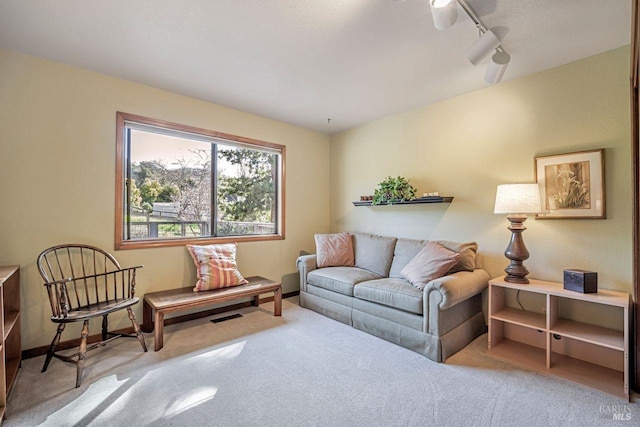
[296,232,490,362]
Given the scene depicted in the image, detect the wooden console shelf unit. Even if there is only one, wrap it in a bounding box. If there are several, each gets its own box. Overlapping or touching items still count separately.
[0,266,21,421]
[488,276,630,400]
[352,196,453,206]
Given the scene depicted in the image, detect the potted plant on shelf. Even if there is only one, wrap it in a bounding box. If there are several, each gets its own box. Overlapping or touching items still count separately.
[372,176,417,205]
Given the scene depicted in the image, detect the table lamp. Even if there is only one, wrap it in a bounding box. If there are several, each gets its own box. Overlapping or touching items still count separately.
[494,183,542,284]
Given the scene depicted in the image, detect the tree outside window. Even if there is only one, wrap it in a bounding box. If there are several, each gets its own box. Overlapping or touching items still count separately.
[115,112,284,249]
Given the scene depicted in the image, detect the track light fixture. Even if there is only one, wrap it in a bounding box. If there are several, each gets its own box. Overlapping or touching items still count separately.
[464,28,501,66]
[485,50,511,84]
[429,0,511,84]
[430,0,458,31]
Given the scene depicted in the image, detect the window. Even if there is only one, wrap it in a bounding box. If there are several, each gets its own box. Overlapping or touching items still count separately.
[115,112,285,249]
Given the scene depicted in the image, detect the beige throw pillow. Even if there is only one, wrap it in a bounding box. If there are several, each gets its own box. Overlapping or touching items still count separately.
[435,240,478,273]
[315,233,355,268]
[187,244,249,292]
[400,242,460,290]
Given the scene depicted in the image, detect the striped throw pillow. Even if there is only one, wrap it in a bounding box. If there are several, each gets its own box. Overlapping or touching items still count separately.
[187,244,249,292]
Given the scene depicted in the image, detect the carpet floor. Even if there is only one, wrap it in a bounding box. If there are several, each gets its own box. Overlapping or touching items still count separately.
[5,297,639,426]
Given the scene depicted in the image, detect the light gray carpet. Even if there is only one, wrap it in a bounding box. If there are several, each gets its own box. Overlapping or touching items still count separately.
[5,297,639,426]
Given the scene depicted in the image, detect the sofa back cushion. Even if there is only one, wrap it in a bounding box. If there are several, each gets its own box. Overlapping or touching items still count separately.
[352,233,397,277]
[389,238,478,278]
[389,238,427,279]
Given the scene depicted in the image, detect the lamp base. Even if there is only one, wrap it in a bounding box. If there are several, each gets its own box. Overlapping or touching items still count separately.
[503,214,531,284]
[504,263,530,284]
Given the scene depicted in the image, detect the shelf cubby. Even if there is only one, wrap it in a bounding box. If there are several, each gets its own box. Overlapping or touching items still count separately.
[550,318,624,351]
[0,265,21,422]
[492,306,546,330]
[489,338,547,372]
[488,276,629,401]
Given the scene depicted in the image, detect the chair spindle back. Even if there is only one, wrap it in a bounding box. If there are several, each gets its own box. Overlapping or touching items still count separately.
[37,244,137,318]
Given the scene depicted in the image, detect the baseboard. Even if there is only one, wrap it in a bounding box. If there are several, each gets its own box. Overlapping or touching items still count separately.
[22,291,299,360]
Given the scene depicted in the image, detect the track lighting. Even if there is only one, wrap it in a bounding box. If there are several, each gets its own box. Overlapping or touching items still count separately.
[485,50,511,84]
[429,0,511,84]
[464,28,501,66]
[430,0,458,31]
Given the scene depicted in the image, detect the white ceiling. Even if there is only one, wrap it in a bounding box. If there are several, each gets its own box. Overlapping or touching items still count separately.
[0,1,632,134]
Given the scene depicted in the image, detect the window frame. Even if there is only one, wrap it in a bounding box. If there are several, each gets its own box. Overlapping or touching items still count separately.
[115,112,286,250]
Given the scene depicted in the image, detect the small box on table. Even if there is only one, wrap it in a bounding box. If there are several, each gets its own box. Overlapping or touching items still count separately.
[563,269,597,293]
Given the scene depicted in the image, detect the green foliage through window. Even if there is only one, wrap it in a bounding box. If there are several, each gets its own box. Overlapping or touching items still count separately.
[118,114,283,245]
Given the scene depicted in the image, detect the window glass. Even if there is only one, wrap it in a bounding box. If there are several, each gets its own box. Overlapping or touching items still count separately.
[216,144,278,236]
[116,113,284,249]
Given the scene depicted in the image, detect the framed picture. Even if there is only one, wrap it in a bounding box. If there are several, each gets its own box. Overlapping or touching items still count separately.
[534,149,605,219]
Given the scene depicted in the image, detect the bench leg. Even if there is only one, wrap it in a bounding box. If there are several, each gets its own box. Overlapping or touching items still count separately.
[154,311,165,351]
[253,295,260,307]
[142,299,153,333]
[274,287,282,316]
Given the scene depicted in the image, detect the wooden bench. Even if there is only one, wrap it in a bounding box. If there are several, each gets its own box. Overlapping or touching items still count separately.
[142,276,282,351]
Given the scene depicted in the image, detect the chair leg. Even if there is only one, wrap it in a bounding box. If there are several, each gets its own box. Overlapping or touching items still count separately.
[127,307,148,352]
[76,320,89,388]
[102,315,108,341]
[42,323,66,373]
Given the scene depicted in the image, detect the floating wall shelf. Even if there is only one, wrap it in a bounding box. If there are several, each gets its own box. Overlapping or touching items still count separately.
[352,196,453,207]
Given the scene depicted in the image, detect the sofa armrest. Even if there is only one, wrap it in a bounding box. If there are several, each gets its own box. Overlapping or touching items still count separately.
[296,254,318,292]
[424,268,490,311]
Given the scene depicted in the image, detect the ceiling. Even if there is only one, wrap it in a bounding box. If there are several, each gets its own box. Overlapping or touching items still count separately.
[0,0,632,134]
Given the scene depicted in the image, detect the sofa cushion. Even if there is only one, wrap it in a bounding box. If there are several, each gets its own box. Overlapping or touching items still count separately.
[353,233,397,277]
[308,267,382,297]
[389,238,427,279]
[435,240,478,273]
[353,278,423,315]
[315,232,355,268]
[400,242,460,290]
[389,239,478,277]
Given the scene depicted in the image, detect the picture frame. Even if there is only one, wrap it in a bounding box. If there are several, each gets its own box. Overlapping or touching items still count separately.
[534,149,605,219]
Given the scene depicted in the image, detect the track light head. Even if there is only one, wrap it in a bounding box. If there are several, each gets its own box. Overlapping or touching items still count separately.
[464,28,501,65]
[430,0,458,31]
[485,50,511,84]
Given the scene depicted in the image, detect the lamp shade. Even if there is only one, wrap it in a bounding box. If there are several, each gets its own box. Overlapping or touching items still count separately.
[430,0,458,31]
[494,183,541,214]
[484,51,510,84]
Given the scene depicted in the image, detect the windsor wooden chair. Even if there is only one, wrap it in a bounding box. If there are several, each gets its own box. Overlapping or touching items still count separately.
[37,244,147,388]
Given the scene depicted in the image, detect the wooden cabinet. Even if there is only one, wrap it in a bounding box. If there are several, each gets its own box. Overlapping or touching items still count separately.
[0,266,21,420]
[488,276,630,400]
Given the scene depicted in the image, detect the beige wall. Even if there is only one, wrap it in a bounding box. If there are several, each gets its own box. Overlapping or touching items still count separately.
[329,47,631,327]
[0,45,632,350]
[0,49,331,349]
